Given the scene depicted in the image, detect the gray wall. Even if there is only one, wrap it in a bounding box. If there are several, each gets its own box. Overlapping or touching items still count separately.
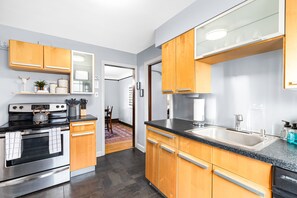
[174,50,297,136]
[155,0,245,46]
[119,77,133,125]
[0,25,137,156]
[104,80,120,119]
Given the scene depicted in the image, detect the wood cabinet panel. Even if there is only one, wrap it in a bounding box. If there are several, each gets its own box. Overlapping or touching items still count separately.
[177,151,212,198]
[195,61,212,93]
[147,127,178,148]
[179,136,212,163]
[213,166,271,198]
[158,144,176,198]
[145,137,159,187]
[175,29,195,94]
[9,40,43,71]
[212,147,272,189]
[44,46,71,73]
[162,39,176,94]
[70,121,96,133]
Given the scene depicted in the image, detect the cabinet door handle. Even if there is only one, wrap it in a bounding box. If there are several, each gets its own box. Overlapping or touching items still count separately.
[45,65,70,70]
[11,62,41,67]
[176,88,192,92]
[71,122,94,127]
[163,90,173,93]
[178,153,208,169]
[160,145,175,154]
[289,81,297,85]
[148,128,175,139]
[147,138,158,145]
[214,169,265,197]
[280,175,297,184]
[72,131,94,137]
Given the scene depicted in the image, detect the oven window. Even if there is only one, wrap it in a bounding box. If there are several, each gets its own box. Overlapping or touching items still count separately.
[6,133,64,167]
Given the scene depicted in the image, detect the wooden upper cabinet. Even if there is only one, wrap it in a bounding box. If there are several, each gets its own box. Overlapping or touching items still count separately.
[162,39,176,94]
[44,46,71,73]
[284,0,297,89]
[175,29,195,93]
[9,40,43,71]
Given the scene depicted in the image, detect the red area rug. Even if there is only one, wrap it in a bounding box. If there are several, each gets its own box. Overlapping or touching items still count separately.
[105,122,133,144]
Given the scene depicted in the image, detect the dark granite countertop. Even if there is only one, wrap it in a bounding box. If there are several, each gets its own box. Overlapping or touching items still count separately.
[69,114,98,122]
[145,119,297,172]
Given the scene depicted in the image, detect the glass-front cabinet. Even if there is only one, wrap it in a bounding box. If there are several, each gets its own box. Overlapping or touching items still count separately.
[71,51,94,94]
[195,0,285,59]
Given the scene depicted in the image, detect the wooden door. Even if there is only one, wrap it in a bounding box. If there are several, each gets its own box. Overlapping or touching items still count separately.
[213,166,271,198]
[284,0,297,89]
[9,40,43,71]
[145,138,159,187]
[44,46,71,73]
[162,39,176,94]
[177,152,212,198]
[158,144,176,198]
[175,29,195,94]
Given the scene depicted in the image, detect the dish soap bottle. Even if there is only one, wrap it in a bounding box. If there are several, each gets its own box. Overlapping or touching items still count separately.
[281,120,291,140]
[287,123,297,145]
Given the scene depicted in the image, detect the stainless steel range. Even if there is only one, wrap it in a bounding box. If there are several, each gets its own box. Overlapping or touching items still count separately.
[0,103,70,198]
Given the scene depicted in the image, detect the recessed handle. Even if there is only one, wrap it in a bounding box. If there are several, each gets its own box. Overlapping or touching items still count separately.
[45,65,70,70]
[160,145,175,154]
[147,138,158,145]
[176,88,192,92]
[163,89,173,93]
[11,62,41,67]
[178,153,208,169]
[71,122,94,127]
[148,128,175,139]
[72,131,94,137]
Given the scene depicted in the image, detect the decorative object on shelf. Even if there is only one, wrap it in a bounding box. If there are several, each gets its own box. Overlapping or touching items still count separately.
[80,99,88,116]
[56,87,68,94]
[140,89,144,97]
[136,82,141,90]
[49,83,57,94]
[65,98,80,117]
[58,79,68,88]
[34,80,47,91]
[18,76,30,93]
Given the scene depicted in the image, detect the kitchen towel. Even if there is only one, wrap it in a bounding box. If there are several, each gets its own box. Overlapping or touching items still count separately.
[194,99,205,122]
[49,127,62,154]
[5,132,22,161]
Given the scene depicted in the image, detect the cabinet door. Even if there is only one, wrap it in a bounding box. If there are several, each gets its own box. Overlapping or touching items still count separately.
[9,40,43,71]
[213,166,271,198]
[177,152,212,198]
[175,30,195,93]
[44,46,71,73]
[145,138,159,187]
[70,130,96,171]
[158,144,176,198]
[284,0,297,89]
[162,39,176,94]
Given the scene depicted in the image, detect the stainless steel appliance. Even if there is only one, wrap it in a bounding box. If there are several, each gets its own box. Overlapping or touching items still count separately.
[273,167,297,198]
[0,103,70,198]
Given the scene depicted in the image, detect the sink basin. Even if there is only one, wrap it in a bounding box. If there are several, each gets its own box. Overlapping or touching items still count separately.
[186,126,278,151]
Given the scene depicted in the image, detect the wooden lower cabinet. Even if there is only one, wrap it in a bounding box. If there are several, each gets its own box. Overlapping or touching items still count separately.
[177,152,212,198]
[145,138,159,187]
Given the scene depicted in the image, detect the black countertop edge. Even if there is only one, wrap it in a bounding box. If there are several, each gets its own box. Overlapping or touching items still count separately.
[145,119,297,172]
[69,114,98,122]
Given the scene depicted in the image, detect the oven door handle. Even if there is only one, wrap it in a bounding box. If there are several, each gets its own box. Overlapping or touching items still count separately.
[0,166,69,187]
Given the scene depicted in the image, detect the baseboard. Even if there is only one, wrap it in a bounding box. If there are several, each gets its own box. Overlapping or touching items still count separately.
[119,120,133,128]
[96,151,105,157]
[112,118,119,123]
[136,143,145,153]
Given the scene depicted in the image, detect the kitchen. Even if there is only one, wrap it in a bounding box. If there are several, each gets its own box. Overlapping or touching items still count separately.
[0,0,297,197]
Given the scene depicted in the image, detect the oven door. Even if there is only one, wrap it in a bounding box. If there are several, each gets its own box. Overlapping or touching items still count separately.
[0,127,69,182]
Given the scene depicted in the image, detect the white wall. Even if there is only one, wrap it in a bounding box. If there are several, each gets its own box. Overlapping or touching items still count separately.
[104,80,120,119]
[119,77,133,125]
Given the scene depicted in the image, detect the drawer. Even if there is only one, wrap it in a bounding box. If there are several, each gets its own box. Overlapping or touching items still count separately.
[70,121,96,133]
[274,167,297,195]
[179,136,212,163]
[213,147,272,189]
[147,127,178,148]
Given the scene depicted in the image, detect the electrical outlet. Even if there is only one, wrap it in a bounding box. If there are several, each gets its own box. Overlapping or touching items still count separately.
[95,92,99,97]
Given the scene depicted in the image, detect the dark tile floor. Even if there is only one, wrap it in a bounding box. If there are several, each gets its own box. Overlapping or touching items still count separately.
[22,149,162,198]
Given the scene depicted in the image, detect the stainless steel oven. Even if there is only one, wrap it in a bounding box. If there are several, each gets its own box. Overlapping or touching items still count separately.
[0,126,70,197]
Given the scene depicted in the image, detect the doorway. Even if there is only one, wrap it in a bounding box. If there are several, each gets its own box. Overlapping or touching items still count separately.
[104,64,135,154]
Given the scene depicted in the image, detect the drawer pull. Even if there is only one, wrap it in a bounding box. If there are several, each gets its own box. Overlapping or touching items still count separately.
[214,169,265,197]
[160,145,175,154]
[72,131,94,137]
[289,81,297,86]
[72,122,94,127]
[147,138,158,145]
[178,153,208,169]
[280,175,297,184]
[163,90,173,93]
[45,65,70,70]
[11,62,41,67]
[176,88,192,92]
[148,128,174,139]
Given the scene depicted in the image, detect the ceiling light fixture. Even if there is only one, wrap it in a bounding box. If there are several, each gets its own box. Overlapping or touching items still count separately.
[73,55,85,62]
[206,29,227,41]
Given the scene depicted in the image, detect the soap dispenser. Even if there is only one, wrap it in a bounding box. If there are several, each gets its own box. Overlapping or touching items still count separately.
[287,123,297,145]
[281,120,291,140]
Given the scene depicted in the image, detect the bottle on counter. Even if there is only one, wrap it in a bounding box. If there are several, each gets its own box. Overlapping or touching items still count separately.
[281,120,291,140]
[287,123,297,145]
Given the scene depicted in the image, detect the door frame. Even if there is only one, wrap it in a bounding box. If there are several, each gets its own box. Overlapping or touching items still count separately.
[100,61,137,156]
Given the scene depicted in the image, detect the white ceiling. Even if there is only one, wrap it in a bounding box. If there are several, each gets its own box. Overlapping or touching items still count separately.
[105,66,133,80]
[0,0,196,54]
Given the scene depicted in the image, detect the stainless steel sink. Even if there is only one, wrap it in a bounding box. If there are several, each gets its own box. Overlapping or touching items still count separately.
[186,126,278,151]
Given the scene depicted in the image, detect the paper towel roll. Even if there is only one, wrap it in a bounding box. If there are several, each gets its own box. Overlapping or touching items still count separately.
[194,99,205,122]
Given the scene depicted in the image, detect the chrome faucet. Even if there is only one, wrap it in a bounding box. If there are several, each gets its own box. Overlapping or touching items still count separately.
[234,114,243,131]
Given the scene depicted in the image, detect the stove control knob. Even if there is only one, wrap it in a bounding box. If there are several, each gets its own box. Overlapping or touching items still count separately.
[61,105,65,108]
[13,106,17,110]
[19,106,24,109]
[56,105,60,108]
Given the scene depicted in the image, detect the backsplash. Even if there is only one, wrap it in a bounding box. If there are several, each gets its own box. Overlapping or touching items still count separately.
[174,49,297,136]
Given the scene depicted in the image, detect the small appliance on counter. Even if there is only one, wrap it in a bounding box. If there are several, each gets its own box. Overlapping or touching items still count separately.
[281,120,291,140]
[80,99,88,116]
[287,123,297,145]
[65,98,80,117]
